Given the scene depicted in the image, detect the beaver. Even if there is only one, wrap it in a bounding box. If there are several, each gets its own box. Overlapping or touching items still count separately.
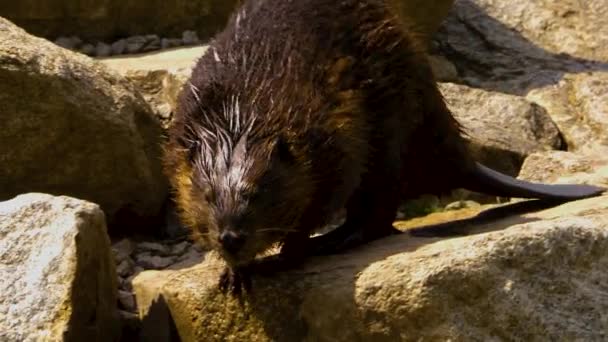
[163,0,605,294]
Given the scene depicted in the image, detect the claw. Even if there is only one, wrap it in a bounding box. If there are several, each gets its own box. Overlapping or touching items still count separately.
[218,266,252,296]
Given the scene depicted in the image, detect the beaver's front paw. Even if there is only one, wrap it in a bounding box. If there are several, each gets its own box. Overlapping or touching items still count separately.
[219,266,252,296]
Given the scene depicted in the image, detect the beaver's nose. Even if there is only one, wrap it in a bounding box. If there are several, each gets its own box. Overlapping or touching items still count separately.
[218,231,246,255]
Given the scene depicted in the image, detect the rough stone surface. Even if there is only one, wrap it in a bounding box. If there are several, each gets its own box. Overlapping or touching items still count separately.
[0,17,168,228]
[518,149,608,188]
[132,195,608,341]
[436,0,608,95]
[120,70,187,128]
[0,1,240,43]
[100,46,206,127]
[0,193,119,342]
[440,82,563,174]
[526,72,608,151]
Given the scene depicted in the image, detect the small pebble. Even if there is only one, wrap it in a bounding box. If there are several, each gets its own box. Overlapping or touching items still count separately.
[54,36,81,50]
[171,241,190,256]
[169,248,204,270]
[136,252,176,269]
[192,243,205,253]
[136,241,169,255]
[112,238,134,263]
[124,268,144,291]
[79,43,95,56]
[116,258,136,277]
[182,30,200,45]
[111,39,127,55]
[142,34,161,52]
[126,35,148,54]
[445,200,481,211]
[161,38,183,49]
[118,290,137,312]
[95,42,112,57]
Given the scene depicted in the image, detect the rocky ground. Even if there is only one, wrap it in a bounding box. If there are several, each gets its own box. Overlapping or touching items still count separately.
[54,31,203,58]
[1,0,608,341]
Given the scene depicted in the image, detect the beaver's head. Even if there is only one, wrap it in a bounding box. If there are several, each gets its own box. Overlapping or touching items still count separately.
[165,84,314,267]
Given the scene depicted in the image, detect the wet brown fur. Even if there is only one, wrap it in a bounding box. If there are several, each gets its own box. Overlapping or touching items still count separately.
[164,0,478,291]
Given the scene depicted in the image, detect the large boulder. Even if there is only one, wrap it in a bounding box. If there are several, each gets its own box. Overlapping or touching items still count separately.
[132,194,608,341]
[439,82,563,175]
[0,0,240,43]
[0,17,168,228]
[0,193,119,342]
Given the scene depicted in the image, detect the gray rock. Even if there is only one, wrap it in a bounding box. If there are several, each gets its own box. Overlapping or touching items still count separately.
[0,18,168,230]
[79,43,95,55]
[137,241,170,255]
[0,193,119,342]
[95,41,112,57]
[135,252,176,270]
[133,266,145,275]
[116,258,136,278]
[112,238,135,263]
[126,35,148,54]
[54,35,82,50]
[171,241,190,256]
[118,290,137,312]
[439,82,563,175]
[168,247,205,270]
[142,34,161,52]
[161,38,183,50]
[111,39,127,55]
[182,30,200,45]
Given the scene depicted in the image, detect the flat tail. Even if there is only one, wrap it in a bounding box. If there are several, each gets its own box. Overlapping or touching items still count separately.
[464,162,606,201]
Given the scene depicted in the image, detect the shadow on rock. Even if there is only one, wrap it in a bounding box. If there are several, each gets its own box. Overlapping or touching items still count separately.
[225,200,555,341]
[436,0,608,95]
[139,295,181,342]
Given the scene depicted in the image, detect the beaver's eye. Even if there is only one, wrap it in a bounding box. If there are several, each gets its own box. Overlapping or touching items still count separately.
[188,140,201,162]
[240,189,257,202]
